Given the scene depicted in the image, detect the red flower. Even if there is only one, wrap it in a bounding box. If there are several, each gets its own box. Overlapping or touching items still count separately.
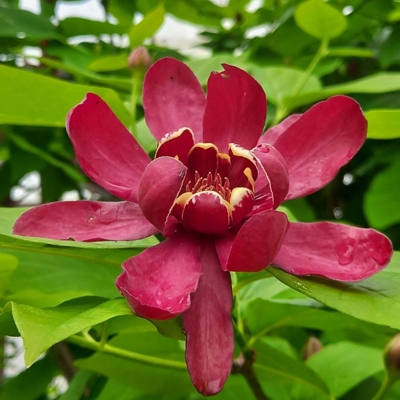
[13,58,393,396]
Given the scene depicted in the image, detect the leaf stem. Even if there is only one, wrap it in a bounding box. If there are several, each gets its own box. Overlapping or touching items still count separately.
[67,334,187,371]
[232,351,269,400]
[372,374,395,400]
[291,38,329,97]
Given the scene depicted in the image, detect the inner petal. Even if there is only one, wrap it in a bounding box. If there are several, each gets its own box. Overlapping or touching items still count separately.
[188,143,219,178]
[182,191,230,235]
[155,127,195,166]
[228,143,258,188]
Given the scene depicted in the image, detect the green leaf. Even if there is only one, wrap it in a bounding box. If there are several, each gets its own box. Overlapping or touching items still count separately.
[150,316,185,341]
[250,66,322,105]
[0,6,59,39]
[135,118,157,154]
[282,72,400,111]
[0,356,57,400]
[39,57,132,93]
[0,64,133,127]
[92,378,142,400]
[0,233,148,301]
[365,109,400,139]
[59,18,126,37]
[247,298,389,337]
[58,370,94,400]
[129,4,165,48]
[0,303,19,336]
[254,340,334,400]
[88,53,129,72]
[294,0,347,40]
[12,297,133,366]
[6,289,92,308]
[165,0,222,28]
[0,253,18,297]
[306,342,384,397]
[7,132,85,182]
[364,159,400,229]
[269,252,400,330]
[76,332,196,398]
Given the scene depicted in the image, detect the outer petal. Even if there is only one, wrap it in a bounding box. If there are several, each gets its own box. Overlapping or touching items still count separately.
[183,239,233,396]
[215,210,289,272]
[273,222,393,281]
[203,64,266,153]
[66,93,151,203]
[259,114,301,146]
[143,58,206,142]
[13,201,158,241]
[138,157,187,234]
[116,233,202,320]
[252,143,289,210]
[271,96,367,199]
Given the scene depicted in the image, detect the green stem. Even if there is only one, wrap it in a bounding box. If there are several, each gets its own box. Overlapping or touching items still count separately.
[232,351,269,400]
[291,38,329,97]
[372,374,395,400]
[67,335,187,371]
[272,39,329,126]
[130,70,144,137]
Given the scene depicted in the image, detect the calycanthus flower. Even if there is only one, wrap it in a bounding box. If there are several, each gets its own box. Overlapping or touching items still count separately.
[13,58,393,396]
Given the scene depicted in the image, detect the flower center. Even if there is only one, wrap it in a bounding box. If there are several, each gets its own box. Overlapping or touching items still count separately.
[187,171,232,202]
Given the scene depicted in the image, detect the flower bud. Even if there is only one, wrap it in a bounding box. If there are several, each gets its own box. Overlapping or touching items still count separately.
[302,336,323,360]
[128,47,152,70]
[384,333,400,380]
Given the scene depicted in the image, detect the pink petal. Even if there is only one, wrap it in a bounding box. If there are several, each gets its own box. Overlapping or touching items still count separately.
[143,58,206,142]
[259,114,301,146]
[203,64,266,153]
[183,239,234,396]
[271,96,367,199]
[13,201,158,241]
[116,233,202,320]
[215,210,289,272]
[138,157,187,235]
[252,143,289,210]
[66,93,151,203]
[273,222,393,281]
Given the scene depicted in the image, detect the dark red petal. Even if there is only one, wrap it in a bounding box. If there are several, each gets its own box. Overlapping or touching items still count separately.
[138,157,187,234]
[66,93,151,203]
[229,187,254,227]
[259,114,301,146]
[13,201,158,241]
[116,233,202,320]
[143,58,206,142]
[252,144,289,209]
[182,192,230,235]
[203,64,266,153]
[273,222,393,281]
[155,128,195,166]
[183,239,233,396]
[228,144,258,188]
[188,143,219,178]
[216,210,289,272]
[272,96,367,199]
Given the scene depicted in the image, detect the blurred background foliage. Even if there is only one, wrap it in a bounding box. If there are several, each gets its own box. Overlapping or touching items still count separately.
[1,0,400,399]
